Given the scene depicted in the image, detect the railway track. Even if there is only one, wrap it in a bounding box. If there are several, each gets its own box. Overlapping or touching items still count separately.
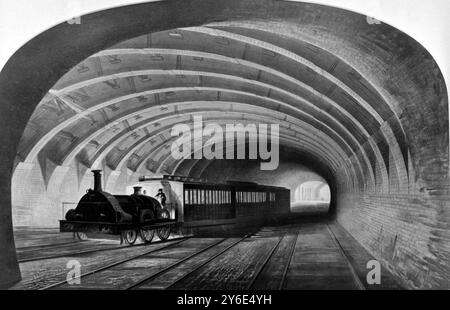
[326,224,365,290]
[131,230,292,290]
[34,224,370,290]
[137,232,257,290]
[245,236,284,290]
[17,240,81,252]
[19,243,134,263]
[277,230,299,290]
[18,235,188,263]
[40,236,191,290]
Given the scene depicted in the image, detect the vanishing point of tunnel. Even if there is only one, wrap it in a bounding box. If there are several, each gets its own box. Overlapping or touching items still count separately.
[0,0,448,290]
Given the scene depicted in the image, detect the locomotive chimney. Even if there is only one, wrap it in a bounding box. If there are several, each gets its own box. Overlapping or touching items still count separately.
[92,170,103,192]
[133,186,142,195]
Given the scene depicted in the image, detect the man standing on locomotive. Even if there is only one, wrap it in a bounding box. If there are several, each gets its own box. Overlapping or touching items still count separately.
[155,188,167,207]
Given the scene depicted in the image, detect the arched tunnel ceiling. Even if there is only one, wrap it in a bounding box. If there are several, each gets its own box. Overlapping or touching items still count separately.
[13,3,448,194]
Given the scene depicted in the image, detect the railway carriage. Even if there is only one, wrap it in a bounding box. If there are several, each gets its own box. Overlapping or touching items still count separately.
[61,171,290,245]
[135,176,291,233]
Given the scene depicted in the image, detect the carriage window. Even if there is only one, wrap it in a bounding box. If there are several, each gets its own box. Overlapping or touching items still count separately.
[184,189,189,204]
[269,192,275,202]
[200,190,205,204]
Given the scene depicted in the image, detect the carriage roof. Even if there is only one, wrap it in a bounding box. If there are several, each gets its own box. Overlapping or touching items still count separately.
[138,175,288,191]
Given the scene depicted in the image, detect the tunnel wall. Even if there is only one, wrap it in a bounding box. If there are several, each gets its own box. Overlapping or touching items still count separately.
[11,160,135,228]
[336,192,449,289]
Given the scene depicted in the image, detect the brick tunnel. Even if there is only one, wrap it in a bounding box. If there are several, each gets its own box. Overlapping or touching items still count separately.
[0,0,448,289]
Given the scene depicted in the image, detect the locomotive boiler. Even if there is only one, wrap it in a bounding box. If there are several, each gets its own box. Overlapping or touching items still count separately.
[65,170,170,224]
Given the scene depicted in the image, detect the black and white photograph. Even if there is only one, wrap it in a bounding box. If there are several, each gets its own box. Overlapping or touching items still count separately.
[0,0,448,297]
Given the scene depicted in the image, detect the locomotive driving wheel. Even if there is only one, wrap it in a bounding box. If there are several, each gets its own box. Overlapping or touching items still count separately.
[156,226,171,241]
[123,230,138,245]
[139,229,155,244]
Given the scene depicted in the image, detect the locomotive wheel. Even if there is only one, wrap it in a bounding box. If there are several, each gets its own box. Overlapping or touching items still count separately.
[139,229,155,244]
[156,226,171,241]
[123,230,138,245]
[75,232,88,241]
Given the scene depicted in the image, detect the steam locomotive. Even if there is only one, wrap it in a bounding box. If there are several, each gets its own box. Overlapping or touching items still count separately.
[63,170,173,244]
